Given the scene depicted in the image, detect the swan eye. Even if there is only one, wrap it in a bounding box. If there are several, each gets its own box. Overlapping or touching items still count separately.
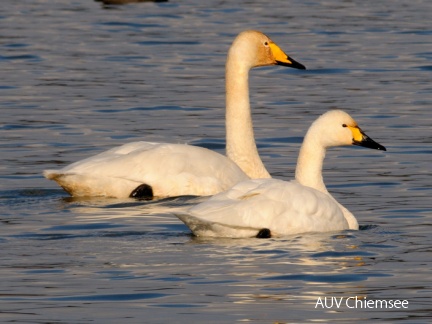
[342,124,347,128]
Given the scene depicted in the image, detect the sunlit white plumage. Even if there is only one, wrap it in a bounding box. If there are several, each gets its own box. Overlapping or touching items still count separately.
[44,30,305,199]
[176,110,386,238]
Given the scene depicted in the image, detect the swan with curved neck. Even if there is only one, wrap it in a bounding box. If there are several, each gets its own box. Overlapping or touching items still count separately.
[44,30,305,199]
[225,31,304,178]
[176,110,386,238]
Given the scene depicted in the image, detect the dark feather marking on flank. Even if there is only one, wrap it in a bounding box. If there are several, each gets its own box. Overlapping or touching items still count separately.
[130,184,154,200]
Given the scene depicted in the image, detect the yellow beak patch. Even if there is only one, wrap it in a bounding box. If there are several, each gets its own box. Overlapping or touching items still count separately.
[269,42,292,64]
[348,125,364,142]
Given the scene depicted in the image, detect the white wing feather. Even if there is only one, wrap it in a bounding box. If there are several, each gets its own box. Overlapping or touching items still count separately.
[44,142,249,198]
[177,179,348,237]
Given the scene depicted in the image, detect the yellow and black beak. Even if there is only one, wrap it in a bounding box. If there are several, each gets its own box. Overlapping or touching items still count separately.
[269,42,306,70]
[349,125,386,151]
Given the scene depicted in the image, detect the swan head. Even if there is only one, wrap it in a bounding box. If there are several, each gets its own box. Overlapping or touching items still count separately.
[228,30,306,70]
[309,110,386,151]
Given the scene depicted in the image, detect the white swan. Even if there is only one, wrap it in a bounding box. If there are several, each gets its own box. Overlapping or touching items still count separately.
[176,110,386,238]
[44,30,305,199]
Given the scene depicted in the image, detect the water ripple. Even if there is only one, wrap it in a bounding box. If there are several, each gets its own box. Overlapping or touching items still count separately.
[260,272,391,283]
[0,292,172,302]
[0,54,42,62]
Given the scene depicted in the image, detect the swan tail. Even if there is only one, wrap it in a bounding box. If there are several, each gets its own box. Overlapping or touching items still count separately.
[43,169,61,180]
[43,170,139,198]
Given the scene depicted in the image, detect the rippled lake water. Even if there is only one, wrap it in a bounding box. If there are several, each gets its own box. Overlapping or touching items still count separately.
[1,0,431,322]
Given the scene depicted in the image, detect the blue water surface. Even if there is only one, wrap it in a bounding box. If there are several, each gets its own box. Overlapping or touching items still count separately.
[0,0,431,322]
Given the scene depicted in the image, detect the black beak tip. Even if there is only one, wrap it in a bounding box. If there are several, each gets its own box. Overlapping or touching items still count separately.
[277,58,306,70]
[290,59,306,70]
[354,138,387,152]
[373,141,387,151]
[294,62,306,70]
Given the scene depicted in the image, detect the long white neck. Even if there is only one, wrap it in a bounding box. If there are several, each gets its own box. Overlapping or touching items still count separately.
[225,57,270,179]
[295,130,359,229]
[295,134,327,193]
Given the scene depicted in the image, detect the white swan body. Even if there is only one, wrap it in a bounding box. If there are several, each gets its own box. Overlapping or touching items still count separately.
[45,142,249,198]
[44,30,305,199]
[176,110,386,238]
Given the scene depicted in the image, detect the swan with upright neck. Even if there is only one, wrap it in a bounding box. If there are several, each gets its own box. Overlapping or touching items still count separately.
[44,30,305,199]
[176,110,386,238]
